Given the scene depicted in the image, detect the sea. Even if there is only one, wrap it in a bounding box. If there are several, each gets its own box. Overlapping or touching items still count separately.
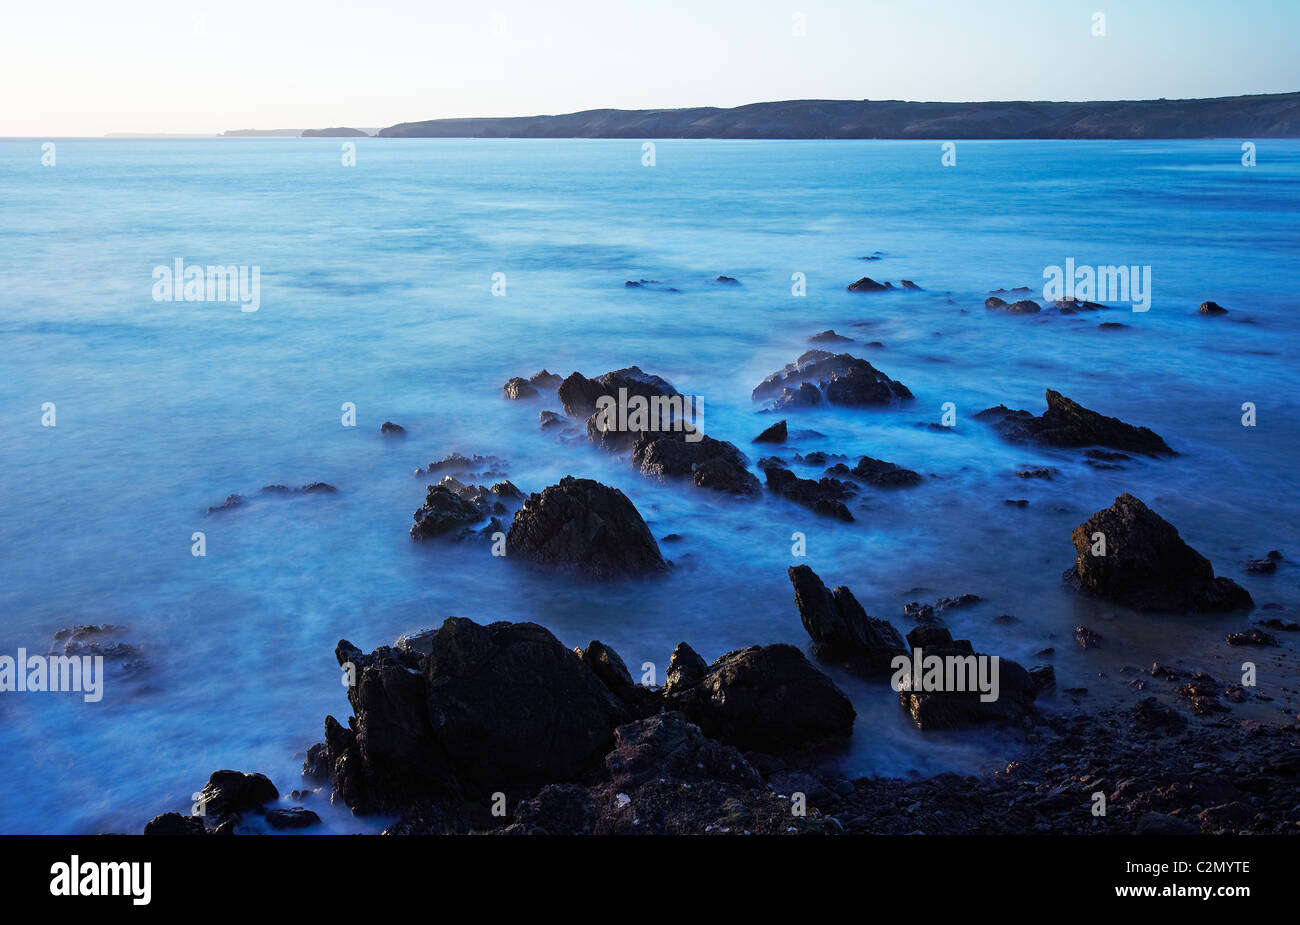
[0,137,1297,833]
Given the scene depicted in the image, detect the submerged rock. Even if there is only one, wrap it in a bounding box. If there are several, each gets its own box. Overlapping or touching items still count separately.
[974,389,1173,455]
[753,350,912,410]
[1198,300,1228,315]
[665,644,856,752]
[808,330,852,343]
[764,467,855,521]
[265,807,321,829]
[1064,493,1254,612]
[631,430,760,496]
[825,454,923,488]
[506,476,667,580]
[788,565,907,674]
[846,277,893,292]
[381,421,406,436]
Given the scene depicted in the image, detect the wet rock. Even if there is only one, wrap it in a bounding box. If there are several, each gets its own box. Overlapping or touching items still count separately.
[1198,301,1228,315]
[834,455,922,488]
[763,467,855,521]
[302,742,330,780]
[421,452,506,476]
[410,481,488,539]
[1005,299,1041,313]
[206,494,244,514]
[506,476,667,580]
[143,812,207,836]
[935,594,981,612]
[1064,493,1254,612]
[631,431,761,496]
[326,619,632,813]
[381,421,406,436]
[1246,550,1282,574]
[529,369,563,389]
[665,644,856,751]
[895,632,1038,730]
[49,624,147,675]
[1098,322,1129,330]
[539,410,565,430]
[1075,626,1102,649]
[752,350,912,409]
[265,807,321,829]
[846,277,893,292]
[809,330,852,343]
[1054,298,1108,313]
[900,280,922,290]
[975,390,1173,455]
[664,642,708,694]
[197,770,279,819]
[502,377,538,399]
[577,640,659,716]
[1225,628,1279,646]
[984,296,1007,309]
[715,275,740,285]
[604,712,760,790]
[1130,697,1189,734]
[753,419,788,443]
[1017,467,1058,479]
[788,565,907,674]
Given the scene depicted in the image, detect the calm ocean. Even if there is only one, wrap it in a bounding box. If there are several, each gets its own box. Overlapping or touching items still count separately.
[0,138,1297,833]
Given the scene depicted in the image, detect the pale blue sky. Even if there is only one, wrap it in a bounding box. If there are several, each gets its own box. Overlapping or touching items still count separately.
[3,0,1298,135]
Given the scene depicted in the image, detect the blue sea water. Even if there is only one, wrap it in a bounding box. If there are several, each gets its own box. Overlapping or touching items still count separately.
[0,137,1297,834]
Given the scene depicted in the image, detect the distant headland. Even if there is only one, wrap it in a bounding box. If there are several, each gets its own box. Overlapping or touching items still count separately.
[376,93,1300,139]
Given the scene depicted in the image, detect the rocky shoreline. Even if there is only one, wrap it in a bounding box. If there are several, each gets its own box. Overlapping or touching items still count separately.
[142,272,1295,837]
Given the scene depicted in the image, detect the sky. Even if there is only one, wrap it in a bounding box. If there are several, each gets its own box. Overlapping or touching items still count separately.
[2,0,1298,136]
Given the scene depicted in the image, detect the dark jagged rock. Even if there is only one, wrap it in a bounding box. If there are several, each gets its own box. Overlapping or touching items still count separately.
[303,742,330,780]
[206,494,244,514]
[529,369,563,389]
[539,410,565,430]
[788,565,907,674]
[984,296,1007,309]
[664,642,708,694]
[506,476,667,579]
[1075,625,1103,649]
[753,419,788,443]
[974,389,1173,455]
[265,807,321,829]
[502,376,538,399]
[381,421,406,436]
[752,350,912,409]
[1005,299,1042,313]
[763,466,855,521]
[895,628,1039,730]
[665,644,856,751]
[846,277,893,292]
[420,619,630,796]
[576,640,659,715]
[1065,494,1253,612]
[1225,628,1279,646]
[559,366,678,419]
[826,454,922,488]
[808,330,852,343]
[198,770,279,819]
[900,280,922,290]
[410,480,488,539]
[325,619,634,814]
[630,430,761,496]
[143,812,207,835]
[1198,300,1228,315]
